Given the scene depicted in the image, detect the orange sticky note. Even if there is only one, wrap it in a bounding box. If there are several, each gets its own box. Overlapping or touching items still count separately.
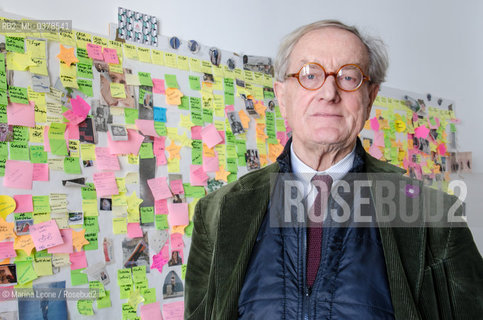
[268,143,284,163]
[238,110,251,129]
[14,234,35,255]
[72,228,89,252]
[0,219,16,241]
[254,102,266,118]
[165,88,183,105]
[215,165,230,182]
[166,141,182,160]
[57,44,79,66]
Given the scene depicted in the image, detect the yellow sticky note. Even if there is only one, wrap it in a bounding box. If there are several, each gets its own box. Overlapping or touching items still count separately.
[0,195,16,220]
[59,30,76,46]
[137,47,151,63]
[6,52,35,71]
[124,44,138,60]
[116,178,127,193]
[151,49,164,65]
[110,82,126,99]
[80,144,96,161]
[189,58,201,73]
[75,31,92,48]
[26,39,46,59]
[82,199,98,217]
[177,55,189,71]
[92,35,108,47]
[14,235,35,256]
[125,74,141,86]
[125,172,139,185]
[167,158,180,173]
[113,218,127,234]
[29,57,48,75]
[164,52,177,69]
[128,154,139,164]
[165,88,183,105]
[109,63,123,74]
[33,256,53,276]
[60,63,79,88]
[112,193,127,207]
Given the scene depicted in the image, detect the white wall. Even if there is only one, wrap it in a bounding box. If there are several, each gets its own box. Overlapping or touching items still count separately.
[1,0,482,246]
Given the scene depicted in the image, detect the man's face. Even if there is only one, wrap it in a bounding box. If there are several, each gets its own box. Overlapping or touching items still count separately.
[274,27,379,151]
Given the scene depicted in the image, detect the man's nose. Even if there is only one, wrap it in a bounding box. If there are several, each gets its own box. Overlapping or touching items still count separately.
[316,74,340,103]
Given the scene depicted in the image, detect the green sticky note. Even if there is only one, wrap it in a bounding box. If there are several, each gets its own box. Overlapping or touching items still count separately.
[32,195,50,213]
[122,303,137,317]
[0,157,5,177]
[202,108,213,124]
[30,145,48,163]
[64,157,81,174]
[183,183,205,198]
[97,290,111,309]
[134,280,148,291]
[132,266,146,282]
[237,155,246,167]
[140,206,154,224]
[77,299,94,315]
[154,122,166,136]
[189,76,201,91]
[48,123,68,156]
[227,172,237,183]
[9,142,29,160]
[224,78,234,93]
[8,86,29,104]
[141,288,156,304]
[89,280,106,297]
[139,143,154,159]
[0,91,8,107]
[181,264,187,279]
[6,37,25,53]
[71,268,89,286]
[0,142,7,157]
[179,96,189,110]
[14,212,33,220]
[226,157,238,173]
[236,140,247,155]
[190,97,201,110]
[77,63,93,79]
[155,214,169,230]
[224,91,234,105]
[191,140,202,165]
[83,228,98,250]
[13,126,28,142]
[119,284,132,299]
[15,260,38,285]
[84,216,99,230]
[124,108,138,125]
[185,221,194,236]
[77,79,93,97]
[164,74,178,88]
[138,72,153,87]
[191,109,203,126]
[117,268,132,286]
[263,87,275,99]
[76,48,92,65]
[81,183,97,200]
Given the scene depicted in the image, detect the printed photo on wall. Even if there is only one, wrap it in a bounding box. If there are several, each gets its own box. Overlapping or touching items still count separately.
[245,149,261,171]
[227,111,244,135]
[122,232,150,272]
[94,61,136,108]
[163,271,184,299]
[168,250,182,266]
[0,264,17,285]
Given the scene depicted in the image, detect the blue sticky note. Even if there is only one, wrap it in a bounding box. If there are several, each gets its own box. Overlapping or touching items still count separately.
[153,107,167,122]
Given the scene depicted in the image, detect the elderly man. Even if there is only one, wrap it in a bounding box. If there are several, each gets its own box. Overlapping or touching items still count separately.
[185,20,483,319]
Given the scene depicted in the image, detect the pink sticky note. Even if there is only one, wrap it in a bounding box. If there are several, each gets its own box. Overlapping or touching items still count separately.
[225,105,235,114]
[217,130,225,144]
[147,177,173,200]
[155,199,168,215]
[0,242,16,260]
[414,125,430,139]
[373,131,385,147]
[7,101,35,127]
[369,144,383,159]
[152,79,166,94]
[162,301,184,320]
[170,233,184,250]
[169,180,184,195]
[201,124,223,149]
[66,122,80,140]
[4,160,34,189]
[29,220,64,251]
[32,163,49,181]
[95,147,120,171]
[203,154,219,172]
[103,47,119,64]
[156,153,167,166]
[191,126,202,140]
[86,43,104,61]
[70,251,87,270]
[93,171,119,197]
[107,129,145,155]
[190,165,208,186]
[153,136,166,155]
[48,229,73,254]
[277,131,289,146]
[151,244,169,273]
[63,109,85,125]
[370,117,379,132]
[13,195,33,213]
[437,143,447,155]
[140,302,163,320]
[127,223,143,238]
[135,119,159,137]
[71,95,91,119]
[167,202,189,226]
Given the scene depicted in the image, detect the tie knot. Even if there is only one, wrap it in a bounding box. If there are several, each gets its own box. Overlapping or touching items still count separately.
[311,174,333,190]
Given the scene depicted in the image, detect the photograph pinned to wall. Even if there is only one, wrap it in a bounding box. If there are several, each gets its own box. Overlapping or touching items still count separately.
[267,99,276,112]
[84,262,110,285]
[18,281,67,320]
[168,250,182,266]
[0,123,14,142]
[169,36,181,50]
[53,78,86,107]
[83,160,94,168]
[187,40,200,54]
[100,198,112,211]
[162,270,183,299]
[31,74,50,93]
[240,94,259,118]
[0,264,17,285]
[118,7,158,46]
[138,86,153,120]
[15,219,33,236]
[122,232,150,271]
[235,79,245,88]
[209,47,221,66]
[227,111,244,135]
[243,54,274,76]
[404,95,427,118]
[94,61,136,108]
[148,229,169,254]
[449,152,472,173]
[108,124,128,141]
[168,174,185,203]
[207,178,224,193]
[227,58,236,70]
[68,212,84,226]
[92,100,113,132]
[202,73,214,84]
[245,149,261,171]
[78,117,98,144]
[103,237,115,264]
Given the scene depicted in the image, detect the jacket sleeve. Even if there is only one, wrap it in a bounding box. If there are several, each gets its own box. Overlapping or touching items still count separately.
[184,198,215,320]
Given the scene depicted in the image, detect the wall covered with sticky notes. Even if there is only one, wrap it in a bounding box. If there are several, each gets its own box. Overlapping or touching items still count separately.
[0,9,459,320]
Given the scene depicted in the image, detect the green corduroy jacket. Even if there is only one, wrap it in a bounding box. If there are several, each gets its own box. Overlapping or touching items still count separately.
[185,151,483,319]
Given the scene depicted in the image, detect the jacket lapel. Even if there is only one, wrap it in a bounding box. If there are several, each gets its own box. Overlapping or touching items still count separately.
[213,164,278,319]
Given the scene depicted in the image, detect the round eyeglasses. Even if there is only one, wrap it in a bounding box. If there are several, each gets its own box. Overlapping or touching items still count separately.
[285,63,371,92]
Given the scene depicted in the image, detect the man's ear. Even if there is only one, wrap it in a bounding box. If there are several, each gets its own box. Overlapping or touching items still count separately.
[366,83,380,119]
[273,81,286,119]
